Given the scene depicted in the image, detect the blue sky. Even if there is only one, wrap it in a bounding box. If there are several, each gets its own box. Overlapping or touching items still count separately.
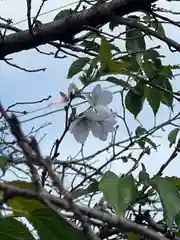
[1,0,180,183]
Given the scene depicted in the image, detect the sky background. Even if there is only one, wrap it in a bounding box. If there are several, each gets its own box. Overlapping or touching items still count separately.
[1,0,180,184]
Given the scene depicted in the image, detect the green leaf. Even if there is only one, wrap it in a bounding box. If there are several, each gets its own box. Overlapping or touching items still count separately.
[126,17,145,56]
[139,169,149,183]
[145,138,157,150]
[121,55,140,72]
[99,171,138,216]
[128,232,141,240]
[107,60,132,75]
[159,65,173,79]
[144,86,161,115]
[81,40,100,52]
[125,89,144,117]
[168,64,180,70]
[150,21,165,37]
[6,181,44,215]
[28,208,88,240]
[71,181,99,199]
[150,176,180,228]
[142,61,157,79]
[84,57,99,79]
[99,37,112,71]
[143,49,160,62]
[168,128,180,147]
[0,156,9,176]
[67,57,90,79]
[135,126,147,136]
[166,176,180,190]
[106,77,132,90]
[159,78,173,108]
[7,186,88,240]
[54,9,72,21]
[0,217,35,240]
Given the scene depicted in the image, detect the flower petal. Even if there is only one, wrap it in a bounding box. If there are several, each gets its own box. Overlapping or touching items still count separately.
[98,90,113,105]
[70,119,89,144]
[73,127,89,144]
[87,120,103,138]
[87,94,94,107]
[68,82,78,96]
[85,110,100,121]
[69,119,80,133]
[102,121,116,133]
[92,84,101,98]
[95,105,112,119]
[99,131,108,141]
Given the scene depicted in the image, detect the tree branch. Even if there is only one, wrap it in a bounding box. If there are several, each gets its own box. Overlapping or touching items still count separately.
[0,0,156,59]
[0,181,169,240]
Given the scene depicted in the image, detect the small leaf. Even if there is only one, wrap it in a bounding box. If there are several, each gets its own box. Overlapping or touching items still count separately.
[71,181,99,199]
[159,65,173,79]
[84,57,99,79]
[107,60,132,74]
[159,79,173,108]
[0,156,9,176]
[121,55,140,72]
[99,37,112,70]
[67,57,90,79]
[142,61,157,79]
[126,16,146,57]
[59,91,68,101]
[54,9,72,21]
[145,138,157,150]
[81,40,100,52]
[125,88,144,117]
[144,86,161,115]
[99,171,138,216]
[106,77,132,90]
[139,169,149,183]
[168,128,180,147]
[135,126,147,136]
[143,49,160,62]
[151,21,165,37]
[150,176,180,228]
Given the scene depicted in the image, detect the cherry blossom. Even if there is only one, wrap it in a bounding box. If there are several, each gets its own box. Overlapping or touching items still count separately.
[87,84,113,107]
[86,109,117,141]
[69,115,90,144]
[69,107,117,144]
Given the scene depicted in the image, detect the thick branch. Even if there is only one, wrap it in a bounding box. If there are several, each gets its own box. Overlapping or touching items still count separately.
[0,0,156,59]
[0,182,168,240]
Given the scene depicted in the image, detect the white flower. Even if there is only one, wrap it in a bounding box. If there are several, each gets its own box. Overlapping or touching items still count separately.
[69,116,90,144]
[86,110,117,141]
[69,85,116,144]
[87,84,113,107]
[69,108,117,144]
